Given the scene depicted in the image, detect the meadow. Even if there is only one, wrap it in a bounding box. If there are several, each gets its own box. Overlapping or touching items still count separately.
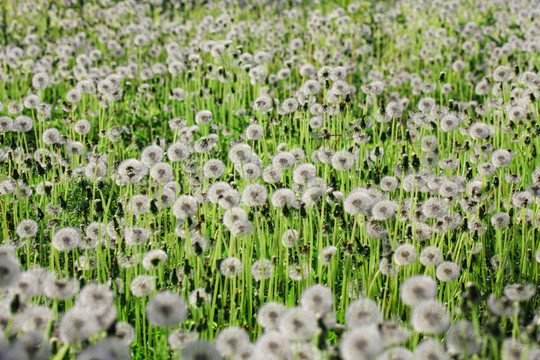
[0,0,540,359]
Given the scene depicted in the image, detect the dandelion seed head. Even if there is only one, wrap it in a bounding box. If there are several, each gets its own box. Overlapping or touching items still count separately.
[400,275,437,306]
[301,284,333,315]
[168,329,198,351]
[16,219,38,238]
[414,338,450,360]
[146,291,188,327]
[345,298,383,328]
[419,246,443,266]
[411,300,449,334]
[251,259,273,281]
[142,249,168,270]
[504,283,536,302]
[393,244,418,266]
[59,307,100,344]
[52,227,81,251]
[277,307,317,341]
[181,340,221,360]
[339,325,382,360]
[254,331,291,359]
[219,257,243,278]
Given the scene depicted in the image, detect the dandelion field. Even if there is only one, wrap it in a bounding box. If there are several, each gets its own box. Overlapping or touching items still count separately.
[1,0,540,359]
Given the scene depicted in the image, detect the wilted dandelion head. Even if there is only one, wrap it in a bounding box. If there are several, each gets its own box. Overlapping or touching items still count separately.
[146,291,188,327]
[411,300,449,334]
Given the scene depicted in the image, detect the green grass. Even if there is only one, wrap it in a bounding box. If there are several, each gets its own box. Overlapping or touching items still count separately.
[0,0,539,359]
